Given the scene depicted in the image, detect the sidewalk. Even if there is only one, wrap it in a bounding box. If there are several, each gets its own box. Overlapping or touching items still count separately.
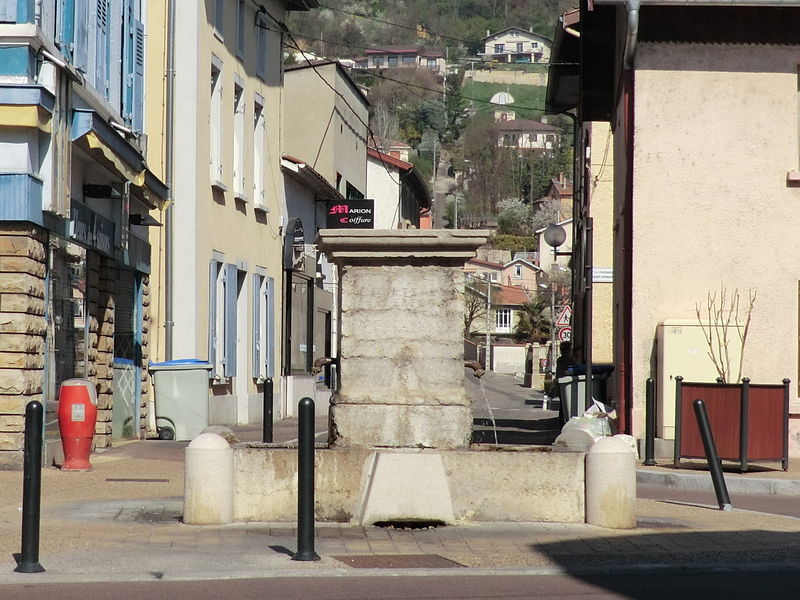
[1,377,799,583]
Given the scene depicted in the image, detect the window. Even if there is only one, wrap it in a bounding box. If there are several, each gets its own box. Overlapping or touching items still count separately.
[94,0,110,98]
[208,257,242,380]
[496,308,512,333]
[489,272,499,282]
[256,11,267,79]
[237,0,246,57]
[210,60,223,185]
[402,55,415,65]
[346,182,364,200]
[387,56,398,67]
[372,56,384,67]
[514,265,522,278]
[289,274,314,374]
[252,97,266,208]
[427,58,437,69]
[252,272,275,379]
[208,256,224,378]
[494,43,504,53]
[233,82,246,199]
[516,42,523,53]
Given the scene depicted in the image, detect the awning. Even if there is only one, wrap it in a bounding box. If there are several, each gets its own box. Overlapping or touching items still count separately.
[0,84,55,132]
[71,109,169,209]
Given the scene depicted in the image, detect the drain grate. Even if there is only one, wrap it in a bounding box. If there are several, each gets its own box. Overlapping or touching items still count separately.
[333,554,465,569]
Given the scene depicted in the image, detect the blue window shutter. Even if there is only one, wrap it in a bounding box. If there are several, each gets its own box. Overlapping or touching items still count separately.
[59,0,76,60]
[132,20,145,131]
[224,263,238,378]
[208,259,219,378]
[266,276,275,378]
[215,0,224,35]
[95,0,109,97]
[73,0,88,71]
[251,273,261,378]
[121,0,134,125]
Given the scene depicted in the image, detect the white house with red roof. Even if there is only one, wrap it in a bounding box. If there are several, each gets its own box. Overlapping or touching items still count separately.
[366,148,431,229]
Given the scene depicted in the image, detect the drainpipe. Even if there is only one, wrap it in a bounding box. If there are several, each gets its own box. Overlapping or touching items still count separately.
[164,0,176,360]
[624,0,641,69]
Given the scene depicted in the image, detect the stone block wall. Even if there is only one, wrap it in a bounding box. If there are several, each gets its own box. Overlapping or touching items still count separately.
[140,274,150,434]
[88,254,116,449]
[0,225,47,469]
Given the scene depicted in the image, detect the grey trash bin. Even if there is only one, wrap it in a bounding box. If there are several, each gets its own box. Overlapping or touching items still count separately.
[557,365,614,425]
[148,359,212,441]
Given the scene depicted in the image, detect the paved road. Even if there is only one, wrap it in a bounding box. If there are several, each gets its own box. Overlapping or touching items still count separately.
[638,484,800,519]
[2,571,797,599]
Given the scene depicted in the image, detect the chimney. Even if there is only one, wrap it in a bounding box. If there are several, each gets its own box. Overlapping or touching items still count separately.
[487,29,490,37]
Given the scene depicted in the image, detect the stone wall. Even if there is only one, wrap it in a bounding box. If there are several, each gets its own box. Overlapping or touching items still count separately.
[140,275,150,434]
[0,225,47,469]
[88,254,116,449]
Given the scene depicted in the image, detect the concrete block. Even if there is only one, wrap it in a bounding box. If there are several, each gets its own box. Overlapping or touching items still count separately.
[359,451,455,525]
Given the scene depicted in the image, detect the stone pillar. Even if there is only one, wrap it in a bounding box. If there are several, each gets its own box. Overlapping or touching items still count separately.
[140,275,151,436]
[0,224,47,469]
[88,254,115,449]
[317,230,488,449]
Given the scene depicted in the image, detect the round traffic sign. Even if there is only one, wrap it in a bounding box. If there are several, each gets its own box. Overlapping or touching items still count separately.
[558,327,571,342]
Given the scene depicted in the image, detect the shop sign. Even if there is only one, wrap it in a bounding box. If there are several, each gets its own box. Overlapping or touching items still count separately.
[69,201,116,257]
[326,199,375,229]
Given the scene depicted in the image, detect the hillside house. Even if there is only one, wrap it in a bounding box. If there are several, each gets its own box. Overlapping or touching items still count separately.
[479,27,552,64]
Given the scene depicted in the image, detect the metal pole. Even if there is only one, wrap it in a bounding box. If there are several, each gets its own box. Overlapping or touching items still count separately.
[15,400,45,573]
[692,399,732,511]
[583,217,593,413]
[485,274,491,371]
[262,377,273,444]
[644,377,656,466]
[550,287,557,376]
[739,378,749,472]
[293,397,320,561]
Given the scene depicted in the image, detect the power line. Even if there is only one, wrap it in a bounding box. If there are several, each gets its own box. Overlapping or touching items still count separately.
[259,8,403,187]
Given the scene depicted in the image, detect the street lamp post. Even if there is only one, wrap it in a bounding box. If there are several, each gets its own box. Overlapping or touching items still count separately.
[485,273,491,370]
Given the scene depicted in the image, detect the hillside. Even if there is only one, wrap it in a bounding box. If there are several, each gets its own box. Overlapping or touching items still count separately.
[287,1,574,59]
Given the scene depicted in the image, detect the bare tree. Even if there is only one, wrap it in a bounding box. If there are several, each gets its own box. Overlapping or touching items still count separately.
[695,285,757,383]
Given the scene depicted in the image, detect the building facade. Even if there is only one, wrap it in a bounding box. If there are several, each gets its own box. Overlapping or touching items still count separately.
[0,0,167,466]
[479,28,552,64]
[149,0,318,429]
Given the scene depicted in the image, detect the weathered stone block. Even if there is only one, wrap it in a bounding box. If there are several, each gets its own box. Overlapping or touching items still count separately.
[0,235,46,261]
[0,256,46,277]
[330,403,472,448]
[0,293,45,314]
[0,450,23,470]
[0,312,47,335]
[0,334,44,354]
[0,352,44,369]
[0,273,44,297]
[0,394,40,413]
[0,432,24,451]
[0,415,24,432]
[0,369,42,395]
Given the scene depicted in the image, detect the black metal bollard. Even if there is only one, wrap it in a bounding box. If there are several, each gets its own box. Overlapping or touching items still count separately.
[644,378,656,466]
[262,377,273,444]
[692,399,732,511]
[15,400,45,573]
[293,397,320,561]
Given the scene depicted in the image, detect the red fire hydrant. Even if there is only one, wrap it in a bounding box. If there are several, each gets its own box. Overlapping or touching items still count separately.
[57,379,98,471]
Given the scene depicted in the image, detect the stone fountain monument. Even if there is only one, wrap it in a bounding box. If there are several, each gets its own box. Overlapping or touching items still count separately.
[185,230,594,527]
[318,229,485,449]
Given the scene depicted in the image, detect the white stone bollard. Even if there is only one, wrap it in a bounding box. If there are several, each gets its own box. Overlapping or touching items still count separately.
[585,436,636,529]
[184,432,234,524]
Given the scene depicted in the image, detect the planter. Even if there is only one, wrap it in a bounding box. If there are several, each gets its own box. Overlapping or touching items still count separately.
[673,377,790,472]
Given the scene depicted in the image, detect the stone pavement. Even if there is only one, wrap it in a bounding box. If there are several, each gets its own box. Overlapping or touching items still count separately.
[0,374,799,583]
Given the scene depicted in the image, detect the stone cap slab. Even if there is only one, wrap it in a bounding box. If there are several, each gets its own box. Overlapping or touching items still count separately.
[317,229,490,262]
